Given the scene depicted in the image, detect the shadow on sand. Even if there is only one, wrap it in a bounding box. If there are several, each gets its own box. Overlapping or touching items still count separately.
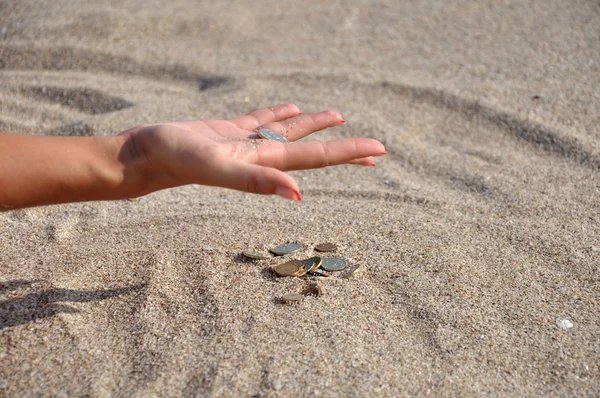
[0,279,146,329]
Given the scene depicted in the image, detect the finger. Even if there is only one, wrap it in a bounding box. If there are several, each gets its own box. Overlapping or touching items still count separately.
[216,160,302,201]
[259,110,345,142]
[348,156,376,166]
[230,104,302,131]
[255,138,386,170]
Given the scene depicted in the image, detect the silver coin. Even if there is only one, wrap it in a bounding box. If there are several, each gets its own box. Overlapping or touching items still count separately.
[344,264,362,278]
[308,267,330,277]
[242,249,271,260]
[307,274,329,279]
[281,293,304,303]
[321,257,347,272]
[270,243,303,256]
[257,128,289,143]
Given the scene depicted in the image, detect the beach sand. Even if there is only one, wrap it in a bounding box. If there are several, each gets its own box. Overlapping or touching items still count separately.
[1,0,599,396]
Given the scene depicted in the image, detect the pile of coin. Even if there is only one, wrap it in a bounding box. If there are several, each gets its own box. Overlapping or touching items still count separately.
[242,242,361,279]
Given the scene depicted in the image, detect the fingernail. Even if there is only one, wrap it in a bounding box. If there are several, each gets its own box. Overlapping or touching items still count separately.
[371,162,376,167]
[276,186,302,201]
[340,119,346,124]
[381,151,388,155]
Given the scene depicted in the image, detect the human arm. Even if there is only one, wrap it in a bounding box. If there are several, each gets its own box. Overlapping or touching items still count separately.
[0,104,386,210]
[0,133,140,210]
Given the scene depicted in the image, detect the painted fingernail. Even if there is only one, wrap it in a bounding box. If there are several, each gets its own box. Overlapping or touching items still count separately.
[340,119,346,124]
[276,186,302,201]
[371,162,376,167]
[381,151,388,155]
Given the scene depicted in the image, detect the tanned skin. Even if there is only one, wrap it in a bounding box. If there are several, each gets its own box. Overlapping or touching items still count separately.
[0,104,386,211]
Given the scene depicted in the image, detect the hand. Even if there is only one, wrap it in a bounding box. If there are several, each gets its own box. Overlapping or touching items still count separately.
[121,104,386,200]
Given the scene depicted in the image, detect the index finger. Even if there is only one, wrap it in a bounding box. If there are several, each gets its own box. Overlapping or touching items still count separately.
[229,104,302,130]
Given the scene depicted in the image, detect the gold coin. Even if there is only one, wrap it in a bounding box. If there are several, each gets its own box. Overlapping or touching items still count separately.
[270,243,303,256]
[314,243,337,252]
[281,293,304,303]
[242,249,271,260]
[300,257,322,274]
[272,260,304,277]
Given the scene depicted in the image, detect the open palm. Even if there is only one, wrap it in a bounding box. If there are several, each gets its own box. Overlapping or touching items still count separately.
[121,104,386,200]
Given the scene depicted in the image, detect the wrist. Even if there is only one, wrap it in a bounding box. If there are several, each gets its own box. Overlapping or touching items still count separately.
[107,134,160,199]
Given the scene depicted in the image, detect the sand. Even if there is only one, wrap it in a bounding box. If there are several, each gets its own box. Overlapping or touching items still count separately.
[1,0,599,396]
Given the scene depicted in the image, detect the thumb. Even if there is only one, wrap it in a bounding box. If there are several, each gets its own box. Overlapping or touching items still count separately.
[216,160,302,201]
